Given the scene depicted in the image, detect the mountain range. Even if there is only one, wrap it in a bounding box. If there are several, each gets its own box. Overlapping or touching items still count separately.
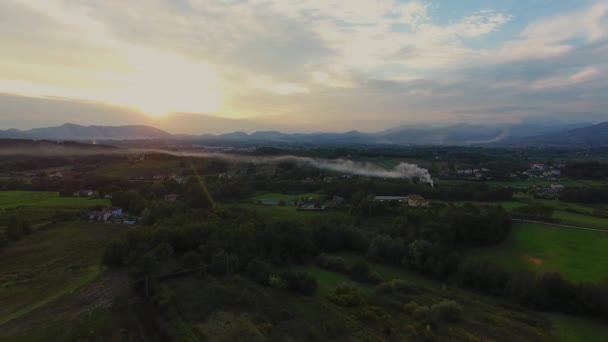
[0,121,607,146]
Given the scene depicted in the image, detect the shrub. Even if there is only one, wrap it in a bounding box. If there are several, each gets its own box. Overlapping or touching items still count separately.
[245,258,274,285]
[376,279,413,294]
[182,251,202,269]
[412,306,430,322]
[403,301,420,315]
[154,242,174,260]
[357,306,382,323]
[329,283,365,307]
[316,253,347,272]
[268,275,288,290]
[280,271,318,295]
[102,240,128,267]
[350,260,371,281]
[367,271,384,285]
[208,250,239,275]
[430,300,462,323]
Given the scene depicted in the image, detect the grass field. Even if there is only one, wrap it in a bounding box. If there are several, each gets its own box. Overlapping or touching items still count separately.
[551,314,608,342]
[0,222,127,325]
[250,192,325,202]
[231,203,340,221]
[466,222,608,283]
[0,191,109,209]
[93,160,183,178]
[552,211,608,230]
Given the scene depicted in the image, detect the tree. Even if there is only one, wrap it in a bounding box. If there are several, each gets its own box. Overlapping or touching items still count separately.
[102,240,128,267]
[132,254,160,297]
[154,242,174,261]
[209,250,239,275]
[182,251,202,269]
[350,260,371,282]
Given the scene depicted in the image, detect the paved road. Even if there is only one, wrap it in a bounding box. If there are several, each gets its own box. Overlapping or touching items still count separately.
[512,219,608,233]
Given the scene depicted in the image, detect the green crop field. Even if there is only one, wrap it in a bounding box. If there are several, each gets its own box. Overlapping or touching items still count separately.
[250,192,325,202]
[552,211,608,230]
[231,203,340,221]
[0,222,126,325]
[0,191,110,209]
[551,314,608,342]
[465,222,608,283]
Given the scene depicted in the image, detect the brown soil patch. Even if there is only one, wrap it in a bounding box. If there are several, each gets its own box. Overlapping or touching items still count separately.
[526,256,544,267]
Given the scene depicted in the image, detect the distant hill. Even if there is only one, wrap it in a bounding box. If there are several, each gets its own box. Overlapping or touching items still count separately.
[0,139,118,156]
[510,122,608,147]
[0,123,171,140]
[0,121,603,146]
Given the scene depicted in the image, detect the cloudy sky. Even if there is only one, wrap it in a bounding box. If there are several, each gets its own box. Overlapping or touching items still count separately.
[1,0,607,133]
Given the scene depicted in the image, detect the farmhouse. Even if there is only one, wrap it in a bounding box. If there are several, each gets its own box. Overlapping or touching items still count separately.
[89,210,112,222]
[88,207,123,222]
[407,194,430,207]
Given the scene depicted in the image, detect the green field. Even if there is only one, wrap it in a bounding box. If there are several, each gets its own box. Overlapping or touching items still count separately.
[0,222,126,325]
[250,192,325,202]
[0,191,109,209]
[551,314,608,342]
[552,211,608,230]
[466,222,608,283]
[231,203,340,221]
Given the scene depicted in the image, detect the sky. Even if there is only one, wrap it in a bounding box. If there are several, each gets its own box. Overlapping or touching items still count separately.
[1,0,607,133]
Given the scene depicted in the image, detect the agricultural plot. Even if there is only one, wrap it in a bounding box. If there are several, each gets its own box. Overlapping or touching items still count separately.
[250,192,325,202]
[231,204,335,221]
[0,191,109,209]
[550,314,608,342]
[465,222,608,283]
[0,222,126,325]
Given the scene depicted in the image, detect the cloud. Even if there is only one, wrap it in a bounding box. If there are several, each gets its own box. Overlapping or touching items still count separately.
[530,67,601,89]
[0,0,607,130]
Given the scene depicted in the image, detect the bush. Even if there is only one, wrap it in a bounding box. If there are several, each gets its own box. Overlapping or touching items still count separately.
[350,260,371,281]
[403,301,420,315]
[430,300,462,323]
[268,274,288,290]
[154,242,174,260]
[6,224,22,241]
[316,253,347,272]
[412,306,430,322]
[182,251,202,269]
[102,240,128,267]
[0,232,7,247]
[208,250,239,275]
[245,258,274,285]
[280,270,318,295]
[375,279,413,294]
[329,283,365,307]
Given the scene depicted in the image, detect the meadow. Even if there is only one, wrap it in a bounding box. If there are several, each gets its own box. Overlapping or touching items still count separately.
[250,191,325,202]
[465,222,608,283]
[0,191,109,210]
[0,222,126,325]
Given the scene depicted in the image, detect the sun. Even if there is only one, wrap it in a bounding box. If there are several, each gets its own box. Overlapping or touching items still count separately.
[111,49,223,116]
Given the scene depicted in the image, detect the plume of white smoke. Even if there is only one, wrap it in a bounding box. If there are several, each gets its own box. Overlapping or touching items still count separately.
[0,145,433,186]
[298,158,433,186]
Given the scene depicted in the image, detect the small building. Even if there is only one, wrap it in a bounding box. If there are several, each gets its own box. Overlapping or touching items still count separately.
[374,196,407,203]
[407,194,430,207]
[164,193,180,202]
[109,207,123,216]
[74,190,97,197]
[88,207,123,222]
[89,210,112,222]
[332,195,345,205]
[298,204,326,211]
